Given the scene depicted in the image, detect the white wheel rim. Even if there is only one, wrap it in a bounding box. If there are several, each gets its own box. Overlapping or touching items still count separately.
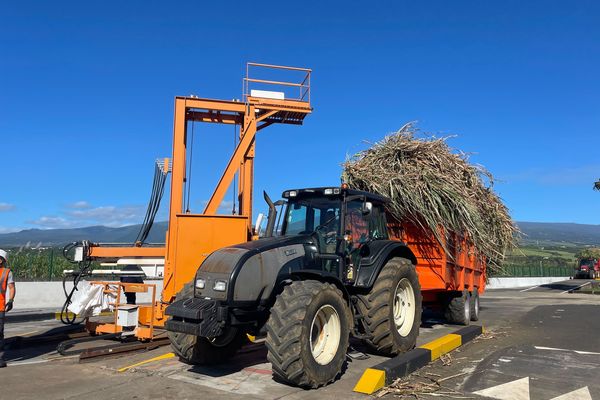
[310,305,341,365]
[393,278,416,337]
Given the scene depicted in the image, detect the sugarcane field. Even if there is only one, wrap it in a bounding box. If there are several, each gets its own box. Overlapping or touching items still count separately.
[1,3,600,400]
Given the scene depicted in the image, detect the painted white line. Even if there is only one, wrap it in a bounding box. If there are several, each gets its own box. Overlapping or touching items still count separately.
[473,377,529,400]
[520,285,540,292]
[550,386,592,400]
[7,359,50,366]
[534,346,600,355]
[574,350,600,355]
[560,282,590,294]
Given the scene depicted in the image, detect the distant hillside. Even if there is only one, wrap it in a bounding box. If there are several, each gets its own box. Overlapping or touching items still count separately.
[1,220,599,248]
[517,221,600,246]
[0,222,168,247]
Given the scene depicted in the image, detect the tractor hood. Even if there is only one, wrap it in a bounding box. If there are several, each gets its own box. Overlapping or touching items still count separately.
[193,235,314,303]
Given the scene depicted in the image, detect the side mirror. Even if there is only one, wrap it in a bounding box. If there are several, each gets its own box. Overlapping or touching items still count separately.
[361,201,373,216]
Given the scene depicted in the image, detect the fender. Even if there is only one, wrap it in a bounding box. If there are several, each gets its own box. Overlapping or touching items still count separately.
[354,240,417,289]
[286,269,352,305]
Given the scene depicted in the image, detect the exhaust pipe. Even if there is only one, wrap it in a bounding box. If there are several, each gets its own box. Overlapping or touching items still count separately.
[263,191,277,237]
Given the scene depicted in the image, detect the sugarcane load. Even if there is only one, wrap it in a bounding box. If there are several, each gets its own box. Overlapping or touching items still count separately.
[343,122,517,274]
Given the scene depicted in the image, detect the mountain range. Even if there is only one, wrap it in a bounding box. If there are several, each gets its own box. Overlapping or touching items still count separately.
[0,221,599,248]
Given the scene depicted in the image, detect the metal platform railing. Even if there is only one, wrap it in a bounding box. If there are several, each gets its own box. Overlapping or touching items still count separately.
[243,62,311,103]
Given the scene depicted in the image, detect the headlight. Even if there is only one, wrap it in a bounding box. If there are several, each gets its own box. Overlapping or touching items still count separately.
[195,278,206,289]
[213,280,227,292]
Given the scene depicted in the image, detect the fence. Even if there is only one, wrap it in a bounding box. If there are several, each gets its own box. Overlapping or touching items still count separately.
[7,248,76,281]
[491,264,574,278]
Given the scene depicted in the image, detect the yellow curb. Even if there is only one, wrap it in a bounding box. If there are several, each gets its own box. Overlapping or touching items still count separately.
[118,352,175,373]
[353,368,386,394]
[419,333,462,360]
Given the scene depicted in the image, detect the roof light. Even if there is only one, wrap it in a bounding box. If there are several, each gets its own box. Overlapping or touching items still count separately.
[341,183,349,190]
[324,188,333,195]
[289,190,297,197]
[333,188,340,194]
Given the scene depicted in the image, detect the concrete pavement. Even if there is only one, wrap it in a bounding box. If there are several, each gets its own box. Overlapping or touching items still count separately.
[1,278,598,400]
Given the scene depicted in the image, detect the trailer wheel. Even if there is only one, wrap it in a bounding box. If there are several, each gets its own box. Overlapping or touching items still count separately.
[356,257,422,356]
[265,280,350,388]
[445,290,471,325]
[469,289,480,321]
[167,283,246,365]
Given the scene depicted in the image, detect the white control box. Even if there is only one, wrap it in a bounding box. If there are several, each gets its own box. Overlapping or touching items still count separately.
[117,305,139,328]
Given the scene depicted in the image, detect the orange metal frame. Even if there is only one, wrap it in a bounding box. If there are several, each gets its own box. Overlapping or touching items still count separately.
[85,63,312,334]
[85,282,157,340]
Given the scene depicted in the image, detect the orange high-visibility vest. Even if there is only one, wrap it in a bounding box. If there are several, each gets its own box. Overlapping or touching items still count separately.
[0,267,10,312]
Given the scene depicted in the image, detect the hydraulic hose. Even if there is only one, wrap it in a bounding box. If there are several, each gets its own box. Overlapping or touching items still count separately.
[60,241,92,325]
[136,162,168,244]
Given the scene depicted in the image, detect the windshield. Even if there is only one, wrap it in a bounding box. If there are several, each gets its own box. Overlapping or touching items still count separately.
[282,196,341,236]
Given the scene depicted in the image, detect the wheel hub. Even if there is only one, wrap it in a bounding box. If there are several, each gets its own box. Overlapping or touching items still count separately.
[393,278,416,337]
[310,305,341,365]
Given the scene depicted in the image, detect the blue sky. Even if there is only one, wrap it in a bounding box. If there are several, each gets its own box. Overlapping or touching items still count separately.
[1,1,599,233]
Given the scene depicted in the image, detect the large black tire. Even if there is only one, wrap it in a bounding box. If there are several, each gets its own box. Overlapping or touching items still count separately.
[265,280,350,389]
[469,288,480,321]
[445,290,471,325]
[167,282,246,365]
[356,257,422,356]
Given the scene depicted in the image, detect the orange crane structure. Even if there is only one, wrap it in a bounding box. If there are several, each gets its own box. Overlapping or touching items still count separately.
[72,63,312,340]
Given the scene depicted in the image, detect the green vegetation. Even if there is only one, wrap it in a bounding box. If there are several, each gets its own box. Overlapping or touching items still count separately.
[495,244,578,277]
[3,247,77,281]
[575,247,600,260]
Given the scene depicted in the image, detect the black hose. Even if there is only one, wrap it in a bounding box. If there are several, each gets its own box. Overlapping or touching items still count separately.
[136,163,168,244]
[60,241,92,325]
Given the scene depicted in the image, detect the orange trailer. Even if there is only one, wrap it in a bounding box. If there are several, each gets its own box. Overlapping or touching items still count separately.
[390,220,486,321]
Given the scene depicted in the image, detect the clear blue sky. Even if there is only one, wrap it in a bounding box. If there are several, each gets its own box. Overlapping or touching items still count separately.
[1,1,599,233]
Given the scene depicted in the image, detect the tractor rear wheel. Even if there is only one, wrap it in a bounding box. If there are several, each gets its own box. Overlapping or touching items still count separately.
[265,280,350,388]
[356,257,422,356]
[167,283,246,365]
[445,290,471,325]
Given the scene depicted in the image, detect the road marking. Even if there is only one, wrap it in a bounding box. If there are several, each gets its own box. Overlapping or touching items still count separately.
[6,330,39,338]
[534,346,600,355]
[117,352,175,372]
[550,387,592,400]
[473,377,530,400]
[560,282,591,294]
[7,359,50,366]
[520,285,540,292]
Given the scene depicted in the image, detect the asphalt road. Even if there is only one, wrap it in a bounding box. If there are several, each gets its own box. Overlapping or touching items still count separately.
[380,279,600,399]
[2,279,598,400]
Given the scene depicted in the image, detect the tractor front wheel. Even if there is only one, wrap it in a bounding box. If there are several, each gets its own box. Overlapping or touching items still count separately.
[265,280,350,389]
[167,283,246,365]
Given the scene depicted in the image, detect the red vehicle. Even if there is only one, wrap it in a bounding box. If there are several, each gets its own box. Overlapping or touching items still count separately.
[575,258,600,279]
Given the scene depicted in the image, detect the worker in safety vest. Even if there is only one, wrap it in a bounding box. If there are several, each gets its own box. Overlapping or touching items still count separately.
[0,248,16,368]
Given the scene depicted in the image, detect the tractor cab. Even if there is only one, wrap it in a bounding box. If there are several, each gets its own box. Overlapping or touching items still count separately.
[278,186,390,279]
